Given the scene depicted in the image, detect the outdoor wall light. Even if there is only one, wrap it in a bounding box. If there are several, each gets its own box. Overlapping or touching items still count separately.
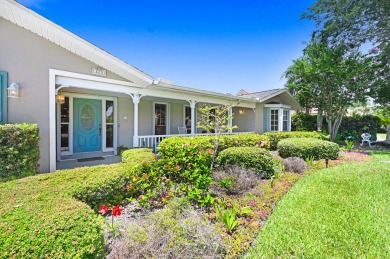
[56,92,65,104]
[8,82,20,98]
[239,109,244,115]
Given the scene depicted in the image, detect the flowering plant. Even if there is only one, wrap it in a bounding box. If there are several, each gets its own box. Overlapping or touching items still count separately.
[99,205,123,232]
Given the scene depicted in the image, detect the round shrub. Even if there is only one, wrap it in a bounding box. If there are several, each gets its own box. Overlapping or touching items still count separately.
[215,147,275,178]
[277,138,339,160]
[121,148,154,163]
[282,157,307,174]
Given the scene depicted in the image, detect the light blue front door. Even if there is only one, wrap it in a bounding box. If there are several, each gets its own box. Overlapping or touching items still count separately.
[73,98,102,153]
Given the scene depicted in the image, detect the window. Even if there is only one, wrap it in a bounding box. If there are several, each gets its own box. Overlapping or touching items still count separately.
[105,100,114,148]
[270,109,279,131]
[60,97,70,151]
[184,106,191,133]
[283,110,289,131]
[266,105,291,132]
[155,103,167,135]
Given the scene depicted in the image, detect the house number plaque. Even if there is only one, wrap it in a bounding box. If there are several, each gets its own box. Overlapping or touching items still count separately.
[91,67,107,77]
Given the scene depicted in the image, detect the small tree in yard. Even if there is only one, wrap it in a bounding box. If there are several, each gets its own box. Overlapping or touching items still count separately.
[197,104,237,170]
[284,42,374,141]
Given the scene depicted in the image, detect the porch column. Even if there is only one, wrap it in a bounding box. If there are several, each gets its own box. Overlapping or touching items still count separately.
[129,93,143,147]
[279,108,284,132]
[228,106,233,133]
[188,100,197,136]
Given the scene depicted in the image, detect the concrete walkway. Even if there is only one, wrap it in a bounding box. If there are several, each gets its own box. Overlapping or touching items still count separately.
[57,155,121,170]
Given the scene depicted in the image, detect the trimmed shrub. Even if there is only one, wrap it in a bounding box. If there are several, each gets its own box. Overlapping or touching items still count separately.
[215,147,275,178]
[0,123,40,181]
[212,166,259,195]
[263,131,326,150]
[282,157,307,174]
[0,149,155,259]
[157,134,269,158]
[107,197,224,258]
[292,113,320,131]
[277,138,339,160]
[121,148,154,163]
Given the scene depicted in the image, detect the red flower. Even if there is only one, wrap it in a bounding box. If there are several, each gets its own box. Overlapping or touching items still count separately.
[206,149,215,155]
[174,165,180,171]
[112,206,123,217]
[126,184,132,190]
[164,164,169,169]
[260,141,267,147]
[98,205,109,215]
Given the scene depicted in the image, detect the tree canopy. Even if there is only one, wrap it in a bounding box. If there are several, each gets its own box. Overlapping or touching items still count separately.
[303,0,390,106]
[284,42,373,141]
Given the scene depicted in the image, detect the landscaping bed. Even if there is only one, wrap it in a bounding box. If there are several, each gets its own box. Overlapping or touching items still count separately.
[0,132,379,258]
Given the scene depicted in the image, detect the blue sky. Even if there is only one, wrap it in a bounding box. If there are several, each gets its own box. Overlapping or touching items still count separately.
[18,0,316,94]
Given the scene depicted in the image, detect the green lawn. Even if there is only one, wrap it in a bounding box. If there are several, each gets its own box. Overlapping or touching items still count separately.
[377,133,386,140]
[246,152,390,258]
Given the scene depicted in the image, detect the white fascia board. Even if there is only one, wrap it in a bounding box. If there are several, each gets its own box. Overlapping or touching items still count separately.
[1,0,154,86]
[264,104,291,109]
[152,83,255,106]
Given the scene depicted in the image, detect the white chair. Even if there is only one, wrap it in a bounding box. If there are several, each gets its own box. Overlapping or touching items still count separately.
[361,133,372,147]
[178,126,187,134]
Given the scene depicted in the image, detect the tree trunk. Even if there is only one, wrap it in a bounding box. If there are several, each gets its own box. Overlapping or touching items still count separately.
[317,108,323,132]
[327,108,345,142]
[305,107,310,114]
[386,126,390,144]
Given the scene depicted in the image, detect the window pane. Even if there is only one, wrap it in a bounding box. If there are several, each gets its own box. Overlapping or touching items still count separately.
[61,97,69,123]
[270,109,279,131]
[61,124,69,151]
[283,110,288,131]
[185,106,191,133]
[106,124,114,148]
[106,101,114,123]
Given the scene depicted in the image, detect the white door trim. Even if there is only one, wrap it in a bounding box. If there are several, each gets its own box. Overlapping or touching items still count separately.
[152,102,170,135]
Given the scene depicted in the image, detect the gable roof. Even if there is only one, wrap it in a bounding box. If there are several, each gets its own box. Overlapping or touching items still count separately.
[0,0,154,86]
[238,88,302,110]
[237,88,285,101]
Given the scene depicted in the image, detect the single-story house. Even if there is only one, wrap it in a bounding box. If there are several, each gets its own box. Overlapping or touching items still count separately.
[0,0,301,172]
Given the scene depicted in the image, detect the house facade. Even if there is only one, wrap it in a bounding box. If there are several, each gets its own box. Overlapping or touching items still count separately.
[0,0,301,173]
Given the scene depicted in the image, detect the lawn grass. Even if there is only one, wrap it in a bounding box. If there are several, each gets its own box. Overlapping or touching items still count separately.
[377,133,386,140]
[246,152,390,258]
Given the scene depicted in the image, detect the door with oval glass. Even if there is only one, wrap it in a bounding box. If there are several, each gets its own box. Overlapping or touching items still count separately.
[73,98,102,153]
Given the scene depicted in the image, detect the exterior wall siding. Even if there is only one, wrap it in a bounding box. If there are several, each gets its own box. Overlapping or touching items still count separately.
[0,19,130,172]
[232,107,255,132]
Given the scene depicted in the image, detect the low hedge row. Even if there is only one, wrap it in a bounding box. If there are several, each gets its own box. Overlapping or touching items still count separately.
[277,138,339,160]
[121,148,154,163]
[158,133,269,157]
[0,150,155,259]
[216,147,275,178]
[0,123,40,181]
[263,131,326,150]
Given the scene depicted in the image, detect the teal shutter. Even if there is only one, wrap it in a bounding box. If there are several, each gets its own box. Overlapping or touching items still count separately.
[0,71,8,122]
[263,107,268,132]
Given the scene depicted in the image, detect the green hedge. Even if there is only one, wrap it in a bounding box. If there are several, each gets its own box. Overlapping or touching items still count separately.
[338,115,380,141]
[291,114,381,141]
[277,138,339,160]
[0,123,40,181]
[121,148,154,163]
[215,147,275,178]
[0,150,155,258]
[263,131,326,150]
[158,134,269,157]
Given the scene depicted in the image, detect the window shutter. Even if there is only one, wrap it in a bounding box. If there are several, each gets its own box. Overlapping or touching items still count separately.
[263,107,268,132]
[0,71,8,122]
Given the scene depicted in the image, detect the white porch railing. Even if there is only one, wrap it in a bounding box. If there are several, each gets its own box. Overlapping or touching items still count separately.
[137,132,255,148]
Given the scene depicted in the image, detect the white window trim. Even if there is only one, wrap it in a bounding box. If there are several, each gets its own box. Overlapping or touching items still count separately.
[57,93,117,157]
[267,105,291,132]
[152,102,170,135]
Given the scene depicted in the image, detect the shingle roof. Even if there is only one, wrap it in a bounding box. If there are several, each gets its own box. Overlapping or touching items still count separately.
[236,88,286,101]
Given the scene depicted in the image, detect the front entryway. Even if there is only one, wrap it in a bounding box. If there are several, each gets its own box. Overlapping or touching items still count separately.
[73,98,102,153]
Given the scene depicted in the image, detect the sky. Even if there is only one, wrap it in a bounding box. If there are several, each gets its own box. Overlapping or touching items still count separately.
[18,0,316,94]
